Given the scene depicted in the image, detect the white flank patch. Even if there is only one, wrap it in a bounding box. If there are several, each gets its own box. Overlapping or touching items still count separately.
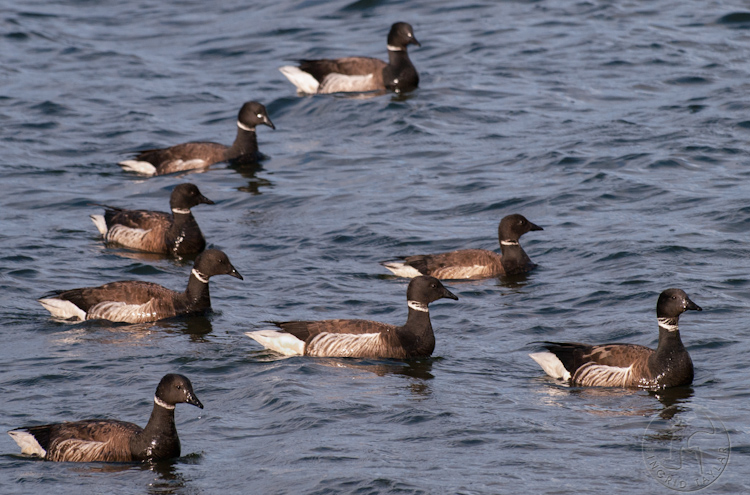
[51,438,110,462]
[434,265,490,280]
[529,352,571,381]
[575,363,634,387]
[170,159,209,171]
[307,332,382,358]
[381,261,422,278]
[90,215,107,236]
[39,298,87,321]
[319,73,374,94]
[88,300,159,323]
[104,225,152,249]
[8,430,46,457]
[279,66,320,94]
[118,160,157,175]
[245,330,304,356]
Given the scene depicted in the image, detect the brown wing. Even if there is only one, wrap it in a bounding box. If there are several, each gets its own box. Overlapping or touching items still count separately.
[104,208,171,231]
[102,209,171,252]
[54,281,177,310]
[404,249,504,279]
[299,57,387,81]
[276,319,395,342]
[27,420,140,462]
[543,341,655,387]
[135,142,227,174]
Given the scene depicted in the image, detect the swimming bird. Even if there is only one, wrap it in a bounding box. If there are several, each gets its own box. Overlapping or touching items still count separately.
[246,275,458,358]
[529,288,702,389]
[90,183,213,256]
[8,374,202,462]
[381,214,543,280]
[279,22,420,95]
[38,249,243,323]
[118,101,275,176]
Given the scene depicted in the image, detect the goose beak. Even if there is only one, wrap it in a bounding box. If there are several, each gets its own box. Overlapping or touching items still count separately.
[199,194,215,205]
[685,297,702,312]
[263,116,275,130]
[186,392,204,409]
[442,287,459,301]
[410,36,421,48]
[229,267,244,281]
[528,221,543,232]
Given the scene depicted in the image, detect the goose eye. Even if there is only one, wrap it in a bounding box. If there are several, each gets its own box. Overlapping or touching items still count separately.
[257,113,263,119]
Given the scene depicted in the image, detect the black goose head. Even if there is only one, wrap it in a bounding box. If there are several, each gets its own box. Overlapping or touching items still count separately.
[657,288,702,319]
[498,214,543,242]
[407,275,458,305]
[155,373,203,409]
[170,183,214,210]
[388,22,420,50]
[193,249,244,280]
[237,101,275,131]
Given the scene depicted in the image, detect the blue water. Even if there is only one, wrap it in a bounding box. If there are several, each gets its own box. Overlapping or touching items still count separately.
[1,0,750,493]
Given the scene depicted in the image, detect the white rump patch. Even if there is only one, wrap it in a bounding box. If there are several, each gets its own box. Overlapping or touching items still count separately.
[118,160,157,176]
[90,215,107,236]
[104,224,152,249]
[529,352,571,381]
[319,73,375,94]
[279,66,320,94]
[87,300,159,323]
[39,298,87,321]
[245,330,304,356]
[381,261,422,278]
[8,430,46,457]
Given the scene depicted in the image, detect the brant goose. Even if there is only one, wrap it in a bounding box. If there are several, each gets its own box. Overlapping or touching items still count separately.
[8,374,202,462]
[38,249,243,323]
[245,275,457,358]
[279,22,420,95]
[90,183,213,256]
[382,214,543,280]
[118,101,275,176]
[529,289,702,389]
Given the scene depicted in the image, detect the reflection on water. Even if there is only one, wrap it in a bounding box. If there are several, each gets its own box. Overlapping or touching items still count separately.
[534,381,695,419]
[48,315,214,346]
[227,162,274,195]
[64,456,201,495]
[651,387,694,420]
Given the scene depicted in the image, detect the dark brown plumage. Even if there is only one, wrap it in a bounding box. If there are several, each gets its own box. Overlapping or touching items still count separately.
[246,276,458,359]
[8,374,203,462]
[118,101,274,176]
[280,22,420,94]
[530,288,702,389]
[382,214,543,280]
[38,249,243,323]
[90,183,213,256]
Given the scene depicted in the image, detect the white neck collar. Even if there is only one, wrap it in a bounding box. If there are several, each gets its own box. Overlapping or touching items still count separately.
[237,120,255,132]
[154,395,175,410]
[192,268,209,284]
[387,44,404,52]
[408,300,429,312]
[171,207,191,215]
[500,240,519,246]
[658,318,679,332]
